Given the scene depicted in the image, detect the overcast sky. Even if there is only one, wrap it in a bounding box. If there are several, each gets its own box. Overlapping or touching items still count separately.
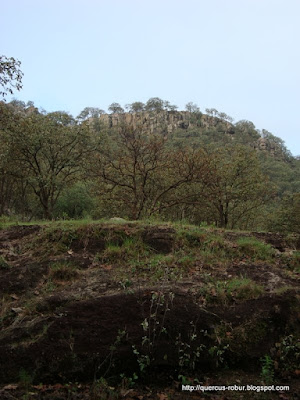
[1,0,299,155]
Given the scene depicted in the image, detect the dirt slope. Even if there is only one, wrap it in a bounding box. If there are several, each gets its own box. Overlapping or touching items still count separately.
[0,221,299,399]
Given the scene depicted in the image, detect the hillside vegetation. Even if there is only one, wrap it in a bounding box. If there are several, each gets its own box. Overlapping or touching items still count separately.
[0,98,299,234]
[0,97,299,398]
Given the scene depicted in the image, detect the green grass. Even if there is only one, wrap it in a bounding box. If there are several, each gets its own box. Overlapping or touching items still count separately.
[97,237,149,265]
[0,256,10,270]
[198,278,264,304]
[49,260,79,281]
[237,237,275,261]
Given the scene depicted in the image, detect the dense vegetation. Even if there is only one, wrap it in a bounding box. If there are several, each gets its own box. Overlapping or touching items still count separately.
[0,98,299,234]
[0,60,299,399]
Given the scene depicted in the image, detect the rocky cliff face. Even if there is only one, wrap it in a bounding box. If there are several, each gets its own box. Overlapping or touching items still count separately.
[97,111,234,135]
[93,111,285,158]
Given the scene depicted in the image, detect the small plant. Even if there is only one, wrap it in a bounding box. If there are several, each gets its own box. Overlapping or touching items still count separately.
[0,256,10,270]
[198,278,264,305]
[175,321,206,370]
[208,344,230,368]
[49,260,79,281]
[99,238,148,265]
[94,329,127,380]
[120,372,138,389]
[90,376,118,399]
[275,334,300,375]
[237,237,275,261]
[287,251,300,273]
[43,278,57,293]
[133,291,174,374]
[119,279,134,294]
[19,368,33,392]
[260,355,274,384]
[178,374,194,385]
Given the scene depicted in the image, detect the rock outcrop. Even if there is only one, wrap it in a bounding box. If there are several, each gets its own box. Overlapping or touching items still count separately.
[95,111,234,135]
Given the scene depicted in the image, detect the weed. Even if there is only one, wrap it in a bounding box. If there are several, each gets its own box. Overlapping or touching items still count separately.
[90,376,118,399]
[0,256,10,270]
[94,329,127,380]
[43,279,57,293]
[275,334,300,375]
[198,278,264,305]
[19,368,33,391]
[175,321,206,370]
[177,254,196,269]
[208,344,230,368]
[260,355,274,384]
[120,372,138,389]
[237,237,275,261]
[49,260,79,281]
[133,291,174,374]
[99,237,149,265]
[178,374,194,385]
[287,251,300,273]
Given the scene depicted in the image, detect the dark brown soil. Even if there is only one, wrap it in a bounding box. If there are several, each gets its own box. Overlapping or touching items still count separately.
[0,223,299,399]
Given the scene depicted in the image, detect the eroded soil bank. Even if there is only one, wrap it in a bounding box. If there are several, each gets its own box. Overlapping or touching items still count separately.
[0,221,299,399]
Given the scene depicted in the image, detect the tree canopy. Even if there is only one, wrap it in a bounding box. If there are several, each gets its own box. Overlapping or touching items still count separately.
[0,55,23,99]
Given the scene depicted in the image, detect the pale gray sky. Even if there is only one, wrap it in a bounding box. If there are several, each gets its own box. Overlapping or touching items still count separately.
[1,0,299,154]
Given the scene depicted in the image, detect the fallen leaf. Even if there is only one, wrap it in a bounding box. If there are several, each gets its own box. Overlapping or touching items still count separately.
[10,294,19,300]
[11,307,23,314]
[3,384,18,390]
[294,369,300,376]
[157,393,168,400]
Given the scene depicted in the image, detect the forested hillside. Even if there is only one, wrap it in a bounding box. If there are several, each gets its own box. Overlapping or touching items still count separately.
[1,98,299,233]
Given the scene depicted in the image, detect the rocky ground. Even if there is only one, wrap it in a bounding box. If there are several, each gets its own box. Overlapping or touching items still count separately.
[0,220,299,399]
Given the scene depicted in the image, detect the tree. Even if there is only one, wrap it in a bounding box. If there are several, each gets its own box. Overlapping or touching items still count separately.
[125,102,145,113]
[185,102,200,113]
[1,104,94,219]
[77,107,105,121]
[205,108,218,117]
[0,56,23,99]
[108,102,124,114]
[144,97,178,112]
[272,193,300,234]
[163,101,178,111]
[199,146,273,228]
[217,112,234,123]
[145,97,164,112]
[260,129,292,160]
[90,127,206,220]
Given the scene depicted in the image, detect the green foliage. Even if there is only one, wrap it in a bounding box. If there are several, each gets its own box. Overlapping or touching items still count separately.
[0,103,94,219]
[132,291,174,374]
[176,321,206,370]
[271,193,300,234]
[260,355,274,384]
[108,102,124,114]
[0,55,23,99]
[237,237,275,261]
[54,182,95,219]
[0,98,298,232]
[97,237,149,265]
[19,368,33,390]
[198,278,264,304]
[49,261,79,281]
[275,334,300,374]
[0,256,10,269]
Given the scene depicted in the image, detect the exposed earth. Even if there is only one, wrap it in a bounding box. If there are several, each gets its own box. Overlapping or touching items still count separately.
[0,220,299,399]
